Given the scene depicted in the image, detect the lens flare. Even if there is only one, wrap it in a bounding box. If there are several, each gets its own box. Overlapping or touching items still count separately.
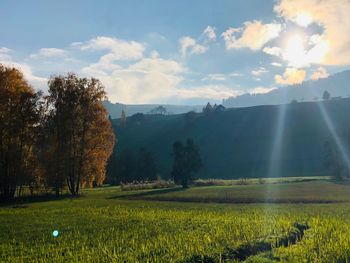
[52,230,59,237]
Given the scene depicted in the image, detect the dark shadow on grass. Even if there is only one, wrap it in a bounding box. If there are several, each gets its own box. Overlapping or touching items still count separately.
[0,194,77,207]
[182,222,310,262]
[329,179,350,185]
[108,187,186,200]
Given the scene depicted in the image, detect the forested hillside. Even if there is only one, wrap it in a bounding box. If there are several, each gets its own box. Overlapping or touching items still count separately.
[109,98,350,179]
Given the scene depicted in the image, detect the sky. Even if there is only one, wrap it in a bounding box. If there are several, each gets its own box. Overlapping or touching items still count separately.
[1,0,350,105]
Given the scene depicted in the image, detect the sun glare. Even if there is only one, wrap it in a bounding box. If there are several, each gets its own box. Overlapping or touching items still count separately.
[295,13,313,27]
[283,33,329,67]
[283,34,307,68]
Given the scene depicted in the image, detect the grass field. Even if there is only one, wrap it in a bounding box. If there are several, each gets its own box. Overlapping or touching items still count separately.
[2,178,350,262]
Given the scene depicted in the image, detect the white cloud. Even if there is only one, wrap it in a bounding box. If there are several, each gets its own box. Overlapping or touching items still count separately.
[275,67,306,85]
[201,26,216,43]
[82,55,186,104]
[172,85,239,101]
[0,48,47,90]
[179,36,207,57]
[79,36,145,61]
[0,47,12,60]
[222,21,282,50]
[202,74,227,81]
[229,72,244,77]
[311,66,329,80]
[271,62,283,67]
[263,46,282,57]
[248,86,276,94]
[274,0,350,65]
[251,67,268,76]
[30,48,66,59]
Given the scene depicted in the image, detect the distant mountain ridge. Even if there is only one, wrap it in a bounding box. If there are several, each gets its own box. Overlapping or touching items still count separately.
[103,101,203,118]
[223,70,350,108]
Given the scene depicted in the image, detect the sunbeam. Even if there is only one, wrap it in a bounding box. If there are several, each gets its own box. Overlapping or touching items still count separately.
[316,101,350,173]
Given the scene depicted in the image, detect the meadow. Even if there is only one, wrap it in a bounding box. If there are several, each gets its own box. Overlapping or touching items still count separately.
[2,178,350,262]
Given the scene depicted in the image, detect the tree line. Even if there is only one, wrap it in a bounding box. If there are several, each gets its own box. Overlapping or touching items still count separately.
[107,147,158,185]
[0,65,115,200]
[107,138,202,188]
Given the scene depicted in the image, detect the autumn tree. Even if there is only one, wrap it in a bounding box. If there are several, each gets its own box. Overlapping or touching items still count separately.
[171,139,202,188]
[0,65,42,200]
[45,73,115,195]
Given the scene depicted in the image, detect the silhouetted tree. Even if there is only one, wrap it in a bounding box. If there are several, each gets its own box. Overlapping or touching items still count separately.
[150,105,167,115]
[135,148,157,181]
[324,139,347,180]
[323,90,331,100]
[185,139,202,179]
[171,141,187,187]
[114,149,135,184]
[202,102,213,115]
[171,139,202,188]
[120,109,126,128]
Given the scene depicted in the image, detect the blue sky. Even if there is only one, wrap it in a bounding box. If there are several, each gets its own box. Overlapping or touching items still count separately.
[1,0,350,104]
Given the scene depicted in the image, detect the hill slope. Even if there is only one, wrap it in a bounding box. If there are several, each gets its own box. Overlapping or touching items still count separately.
[110,98,350,179]
[223,70,350,108]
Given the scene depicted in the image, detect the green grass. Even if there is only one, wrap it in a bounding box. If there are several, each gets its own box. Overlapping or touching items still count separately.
[117,179,350,203]
[2,178,350,262]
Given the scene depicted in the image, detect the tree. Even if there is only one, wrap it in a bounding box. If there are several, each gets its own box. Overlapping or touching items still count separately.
[135,148,157,181]
[44,73,115,195]
[120,109,126,128]
[185,139,202,179]
[171,139,202,188]
[171,141,187,187]
[114,149,135,184]
[149,105,167,115]
[0,65,42,200]
[202,102,213,115]
[324,139,348,180]
[323,90,331,100]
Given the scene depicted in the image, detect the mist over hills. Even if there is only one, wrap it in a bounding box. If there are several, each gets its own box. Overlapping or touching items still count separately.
[103,101,203,118]
[109,97,350,179]
[223,70,350,108]
[104,71,350,119]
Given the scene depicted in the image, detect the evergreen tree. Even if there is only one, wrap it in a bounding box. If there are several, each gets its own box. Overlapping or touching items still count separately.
[120,109,126,127]
[202,102,213,115]
[323,90,331,100]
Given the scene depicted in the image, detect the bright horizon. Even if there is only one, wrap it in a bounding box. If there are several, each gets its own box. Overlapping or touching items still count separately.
[1,0,350,105]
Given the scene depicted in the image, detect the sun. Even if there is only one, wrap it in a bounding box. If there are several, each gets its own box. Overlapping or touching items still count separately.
[294,13,313,27]
[283,34,307,68]
[282,33,329,67]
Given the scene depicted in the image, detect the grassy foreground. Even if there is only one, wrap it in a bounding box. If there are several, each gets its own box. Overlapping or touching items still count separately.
[1,179,350,262]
